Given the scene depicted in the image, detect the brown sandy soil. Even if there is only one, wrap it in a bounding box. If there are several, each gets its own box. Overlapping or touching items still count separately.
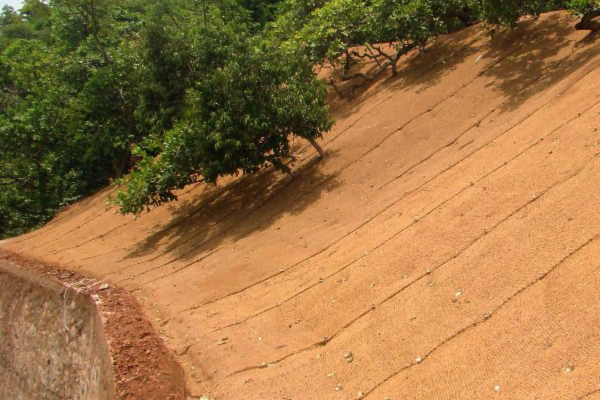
[3,12,600,400]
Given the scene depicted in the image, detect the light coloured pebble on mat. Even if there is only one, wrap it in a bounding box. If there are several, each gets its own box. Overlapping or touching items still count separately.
[495,385,501,392]
[415,356,422,364]
[356,391,364,399]
[566,363,575,373]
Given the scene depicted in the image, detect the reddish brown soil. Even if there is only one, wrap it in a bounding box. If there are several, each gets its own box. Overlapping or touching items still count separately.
[0,250,186,400]
[3,12,600,400]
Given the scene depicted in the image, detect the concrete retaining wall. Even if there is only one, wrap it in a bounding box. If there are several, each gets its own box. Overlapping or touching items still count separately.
[0,262,115,400]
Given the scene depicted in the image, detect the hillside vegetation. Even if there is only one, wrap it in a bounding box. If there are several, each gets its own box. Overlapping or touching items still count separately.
[1,0,599,238]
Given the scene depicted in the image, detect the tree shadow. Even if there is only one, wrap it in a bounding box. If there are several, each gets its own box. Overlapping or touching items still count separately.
[324,24,486,121]
[480,13,599,112]
[124,150,342,262]
[326,12,599,121]
[123,12,599,266]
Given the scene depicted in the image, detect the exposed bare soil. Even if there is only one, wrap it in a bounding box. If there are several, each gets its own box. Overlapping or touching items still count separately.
[3,12,600,400]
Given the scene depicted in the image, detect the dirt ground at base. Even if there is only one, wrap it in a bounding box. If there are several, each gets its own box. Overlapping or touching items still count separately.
[0,250,186,400]
[3,11,600,400]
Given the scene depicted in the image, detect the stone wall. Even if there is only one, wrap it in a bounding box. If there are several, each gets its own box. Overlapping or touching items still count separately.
[0,262,115,400]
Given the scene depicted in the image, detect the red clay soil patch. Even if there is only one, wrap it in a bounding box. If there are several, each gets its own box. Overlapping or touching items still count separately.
[0,250,186,400]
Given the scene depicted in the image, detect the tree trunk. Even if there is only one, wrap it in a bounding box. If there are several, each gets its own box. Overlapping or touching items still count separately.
[307,137,326,158]
[576,10,600,31]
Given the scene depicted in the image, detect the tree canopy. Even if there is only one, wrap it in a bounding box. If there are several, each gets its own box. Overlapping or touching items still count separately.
[0,0,598,237]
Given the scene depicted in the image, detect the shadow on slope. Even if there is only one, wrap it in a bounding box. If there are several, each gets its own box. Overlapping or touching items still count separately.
[330,13,599,121]
[125,152,341,262]
[124,12,599,266]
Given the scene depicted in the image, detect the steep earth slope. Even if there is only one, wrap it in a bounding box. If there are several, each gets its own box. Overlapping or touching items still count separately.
[4,12,600,400]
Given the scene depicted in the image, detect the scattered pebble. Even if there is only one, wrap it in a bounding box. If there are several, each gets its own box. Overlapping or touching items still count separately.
[495,385,501,392]
[344,352,354,363]
[415,356,422,364]
[98,283,110,291]
[335,383,343,391]
[566,363,575,373]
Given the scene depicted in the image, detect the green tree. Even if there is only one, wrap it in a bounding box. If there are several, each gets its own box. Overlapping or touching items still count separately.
[0,0,146,237]
[112,3,332,215]
[279,0,470,84]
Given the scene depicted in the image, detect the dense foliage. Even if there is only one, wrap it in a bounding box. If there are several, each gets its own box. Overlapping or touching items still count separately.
[0,0,330,233]
[1,0,598,236]
[112,2,332,214]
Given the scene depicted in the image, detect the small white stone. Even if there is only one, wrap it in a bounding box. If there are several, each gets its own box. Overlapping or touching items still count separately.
[566,363,575,373]
[495,385,501,392]
[415,356,422,364]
